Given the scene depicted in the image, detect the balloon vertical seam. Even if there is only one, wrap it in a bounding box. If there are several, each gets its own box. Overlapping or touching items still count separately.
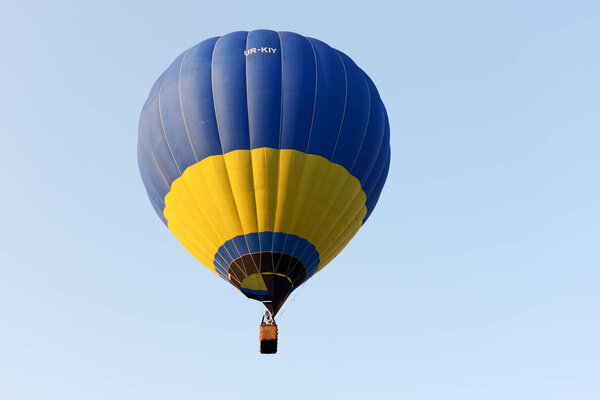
[244,31,264,274]
[178,48,199,164]
[270,31,285,270]
[210,33,257,277]
[209,36,249,277]
[281,36,319,277]
[329,50,349,162]
[157,90,183,176]
[349,76,372,173]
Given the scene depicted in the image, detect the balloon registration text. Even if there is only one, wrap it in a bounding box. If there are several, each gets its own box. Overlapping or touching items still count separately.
[244,47,278,56]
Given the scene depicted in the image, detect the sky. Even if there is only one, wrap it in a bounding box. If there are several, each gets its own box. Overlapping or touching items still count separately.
[1,0,599,399]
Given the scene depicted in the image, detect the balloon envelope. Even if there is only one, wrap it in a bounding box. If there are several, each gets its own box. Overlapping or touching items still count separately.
[138,30,390,315]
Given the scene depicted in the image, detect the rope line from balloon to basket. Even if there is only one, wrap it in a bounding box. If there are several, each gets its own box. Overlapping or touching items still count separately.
[276,279,312,321]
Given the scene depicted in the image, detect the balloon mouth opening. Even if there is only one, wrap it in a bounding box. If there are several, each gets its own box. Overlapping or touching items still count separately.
[228,252,306,315]
[240,273,293,315]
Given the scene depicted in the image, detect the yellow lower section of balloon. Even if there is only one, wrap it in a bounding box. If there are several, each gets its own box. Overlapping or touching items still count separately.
[163,148,367,275]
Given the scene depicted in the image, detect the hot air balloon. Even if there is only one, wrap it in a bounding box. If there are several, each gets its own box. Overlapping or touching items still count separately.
[138,30,390,353]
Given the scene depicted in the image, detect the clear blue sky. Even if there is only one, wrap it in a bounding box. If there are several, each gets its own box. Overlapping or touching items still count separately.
[2,1,599,399]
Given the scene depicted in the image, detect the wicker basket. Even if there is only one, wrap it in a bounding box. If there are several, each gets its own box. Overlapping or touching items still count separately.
[260,324,278,354]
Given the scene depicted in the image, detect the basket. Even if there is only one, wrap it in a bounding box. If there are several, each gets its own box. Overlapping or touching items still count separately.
[260,324,278,354]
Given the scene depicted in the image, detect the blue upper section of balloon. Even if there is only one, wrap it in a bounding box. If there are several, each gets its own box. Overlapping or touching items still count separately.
[137,30,391,225]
